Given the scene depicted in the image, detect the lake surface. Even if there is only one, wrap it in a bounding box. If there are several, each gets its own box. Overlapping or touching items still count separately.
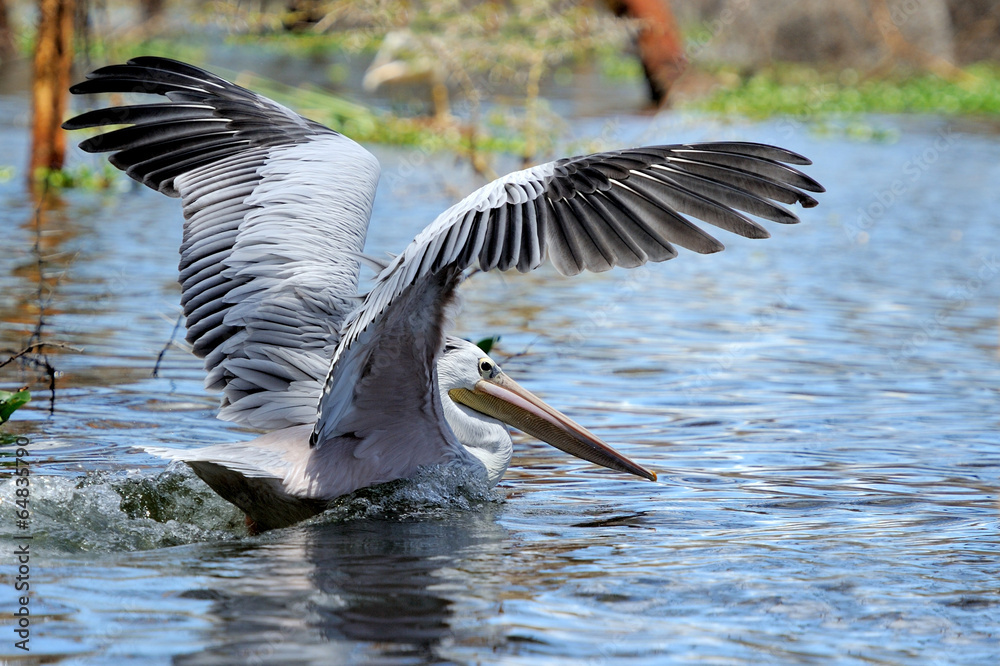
[1,87,998,664]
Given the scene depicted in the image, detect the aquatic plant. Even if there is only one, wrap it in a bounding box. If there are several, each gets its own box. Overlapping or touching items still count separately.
[0,387,30,425]
[689,63,1000,117]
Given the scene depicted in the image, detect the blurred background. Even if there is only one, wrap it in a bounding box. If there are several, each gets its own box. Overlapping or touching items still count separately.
[4,0,1000,187]
[1,3,999,664]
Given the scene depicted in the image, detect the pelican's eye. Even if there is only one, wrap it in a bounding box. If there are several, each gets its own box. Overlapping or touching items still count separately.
[478,358,498,379]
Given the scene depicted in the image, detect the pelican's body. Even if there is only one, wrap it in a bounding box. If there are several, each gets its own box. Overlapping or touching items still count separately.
[64,58,823,531]
[149,339,519,530]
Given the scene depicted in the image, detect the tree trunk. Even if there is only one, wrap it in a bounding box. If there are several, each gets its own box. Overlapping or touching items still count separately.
[141,0,165,22]
[30,0,75,181]
[606,0,686,106]
[0,0,16,61]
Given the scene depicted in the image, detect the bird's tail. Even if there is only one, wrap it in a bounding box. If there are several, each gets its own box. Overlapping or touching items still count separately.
[140,443,327,532]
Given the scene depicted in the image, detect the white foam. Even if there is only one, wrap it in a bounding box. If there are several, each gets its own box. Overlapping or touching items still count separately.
[0,460,504,548]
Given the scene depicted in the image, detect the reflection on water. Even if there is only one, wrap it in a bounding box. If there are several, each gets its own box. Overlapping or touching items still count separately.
[170,513,508,664]
[1,94,999,664]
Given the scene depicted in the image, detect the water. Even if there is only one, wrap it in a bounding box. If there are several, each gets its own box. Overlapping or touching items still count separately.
[1,87,998,664]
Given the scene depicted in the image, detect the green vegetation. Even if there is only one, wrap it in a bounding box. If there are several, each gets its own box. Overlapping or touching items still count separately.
[77,37,208,68]
[38,0,1000,191]
[33,163,121,191]
[596,46,645,83]
[50,0,631,180]
[225,30,381,58]
[217,0,630,69]
[689,63,1000,118]
[234,72,527,155]
[474,336,500,355]
[0,388,30,425]
[215,0,630,160]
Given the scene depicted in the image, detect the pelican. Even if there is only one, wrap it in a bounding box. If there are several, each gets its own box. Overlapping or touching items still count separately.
[63,57,823,532]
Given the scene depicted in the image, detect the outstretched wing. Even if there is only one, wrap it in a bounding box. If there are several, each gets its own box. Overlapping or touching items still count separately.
[312,142,824,446]
[64,57,381,430]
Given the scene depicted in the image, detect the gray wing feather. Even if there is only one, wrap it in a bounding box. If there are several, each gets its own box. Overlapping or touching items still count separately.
[65,57,381,430]
[333,142,823,357]
[310,268,467,480]
[312,141,823,447]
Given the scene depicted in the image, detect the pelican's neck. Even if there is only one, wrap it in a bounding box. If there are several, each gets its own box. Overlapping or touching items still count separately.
[438,383,513,486]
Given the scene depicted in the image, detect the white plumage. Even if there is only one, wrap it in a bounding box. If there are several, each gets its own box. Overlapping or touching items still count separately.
[65,57,823,531]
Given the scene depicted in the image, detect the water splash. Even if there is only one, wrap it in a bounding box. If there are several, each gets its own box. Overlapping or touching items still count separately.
[0,467,245,553]
[0,460,503,552]
[300,460,503,528]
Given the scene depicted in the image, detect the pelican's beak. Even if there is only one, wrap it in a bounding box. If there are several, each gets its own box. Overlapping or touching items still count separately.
[449,374,656,481]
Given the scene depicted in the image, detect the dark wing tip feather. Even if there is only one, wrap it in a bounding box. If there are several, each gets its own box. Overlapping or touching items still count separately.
[693,141,815,166]
[672,145,826,195]
[63,57,333,195]
[126,56,229,81]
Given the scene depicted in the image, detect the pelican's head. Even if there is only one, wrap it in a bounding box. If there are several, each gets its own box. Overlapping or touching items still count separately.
[437,338,656,483]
